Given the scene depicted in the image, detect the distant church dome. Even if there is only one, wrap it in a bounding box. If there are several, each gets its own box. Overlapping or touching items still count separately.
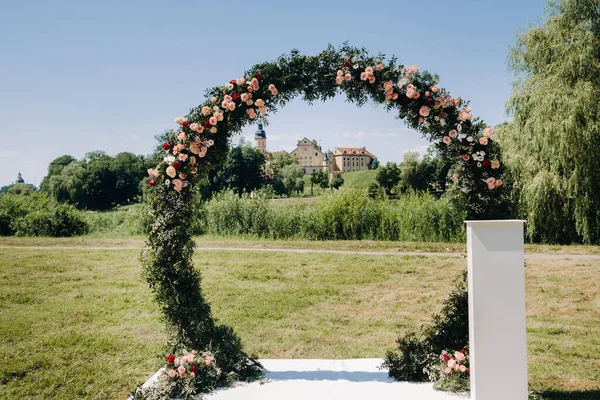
[254,123,266,139]
[15,172,25,184]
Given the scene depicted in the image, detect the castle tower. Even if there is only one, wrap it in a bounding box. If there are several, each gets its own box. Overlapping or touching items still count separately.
[254,124,267,154]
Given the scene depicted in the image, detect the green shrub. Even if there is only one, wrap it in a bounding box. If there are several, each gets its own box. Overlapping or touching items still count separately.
[83,204,152,235]
[0,210,14,236]
[15,205,88,237]
[382,272,469,381]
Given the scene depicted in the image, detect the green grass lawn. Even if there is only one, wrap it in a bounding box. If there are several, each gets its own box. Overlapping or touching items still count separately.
[0,240,599,399]
[342,169,378,189]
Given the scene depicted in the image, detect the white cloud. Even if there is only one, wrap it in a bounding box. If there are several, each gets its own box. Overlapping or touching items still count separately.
[0,150,20,158]
[334,130,412,139]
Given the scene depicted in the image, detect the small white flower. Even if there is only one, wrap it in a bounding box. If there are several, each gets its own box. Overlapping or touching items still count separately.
[225,83,234,90]
[457,124,462,132]
[164,155,176,163]
[353,64,359,69]
[213,106,220,113]
[477,162,482,167]
[440,119,446,126]
[467,136,474,142]
[458,133,466,140]
[351,56,357,62]
[165,179,170,186]
[399,78,408,87]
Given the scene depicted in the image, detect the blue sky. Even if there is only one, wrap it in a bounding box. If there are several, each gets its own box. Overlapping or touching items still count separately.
[0,0,547,187]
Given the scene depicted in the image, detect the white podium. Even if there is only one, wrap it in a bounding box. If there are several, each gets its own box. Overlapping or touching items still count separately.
[466,220,528,400]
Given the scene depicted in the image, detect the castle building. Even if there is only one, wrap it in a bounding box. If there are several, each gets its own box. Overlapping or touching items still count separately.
[254,124,267,154]
[331,147,377,173]
[253,125,377,175]
[289,138,329,175]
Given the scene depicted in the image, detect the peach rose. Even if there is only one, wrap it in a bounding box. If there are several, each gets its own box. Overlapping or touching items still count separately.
[268,83,276,90]
[168,369,177,378]
[365,66,374,75]
[418,117,424,124]
[479,137,489,145]
[383,80,393,91]
[413,91,420,99]
[215,112,224,121]
[247,109,256,119]
[406,88,415,98]
[210,97,217,103]
[495,179,503,187]
[224,95,232,102]
[454,98,462,107]
[488,183,495,190]
[486,177,496,185]
[454,351,466,362]
[259,107,267,115]
[336,75,344,84]
[189,143,199,154]
[147,168,159,177]
[360,72,368,81]
[344,73,352,81]
[376,63,384,71]
[448,359,457,368]
[202,106,211,116]
[166,166,176,178]
[204,355,213,366]
[449,130,458,138]
[411,64,419,73]
[443,136,452,145]
[425,91,431,97]
[491,160,500,169]
[431,85,440,93]
[221,100,229,109]
[209,127,217,134]
[255,99,265,107]
[173,179,183,192]
[459,365,466,372]
[178,153,188,161]
[178,172,186,179]
[175,117,187,125]
[189,123,201,133]
[337,70,344,76]
[236,77,246,85]
[270,88,278,96]
[177,132,187,141]
[444,367,452,374]
[483,127,494,137]
[419,106,430,117]
[189,156,196,164]
[209,117,217,126]
[465,106,471,113]
[392,93,398,100]
[368,75,376,83]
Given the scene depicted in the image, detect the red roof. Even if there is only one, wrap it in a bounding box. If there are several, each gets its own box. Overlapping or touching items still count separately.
[333,147,376,158]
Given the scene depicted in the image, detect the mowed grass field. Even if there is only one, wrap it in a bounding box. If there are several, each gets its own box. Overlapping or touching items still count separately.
[0,238,599,399]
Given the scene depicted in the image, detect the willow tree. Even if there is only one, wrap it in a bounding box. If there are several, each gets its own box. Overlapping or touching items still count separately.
[499,0,600,244]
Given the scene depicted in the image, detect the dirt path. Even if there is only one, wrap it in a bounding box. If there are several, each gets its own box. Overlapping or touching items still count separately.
[1,244,600,261]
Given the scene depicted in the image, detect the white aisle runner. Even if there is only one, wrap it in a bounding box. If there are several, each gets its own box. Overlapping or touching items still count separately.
[206,359,467,400]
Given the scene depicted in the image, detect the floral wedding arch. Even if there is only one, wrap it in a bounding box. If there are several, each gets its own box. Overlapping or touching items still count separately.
[140,44,504,389]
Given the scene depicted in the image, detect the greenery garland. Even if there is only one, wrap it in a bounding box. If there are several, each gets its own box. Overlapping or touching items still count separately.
[141,44,505,392]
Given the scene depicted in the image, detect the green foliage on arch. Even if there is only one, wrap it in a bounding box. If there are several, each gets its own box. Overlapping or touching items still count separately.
[140,44,507,395]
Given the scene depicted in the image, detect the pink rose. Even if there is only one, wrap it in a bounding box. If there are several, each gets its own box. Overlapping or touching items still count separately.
[462,154,470,161]
[189,123,201,133]
[454,98,462,107]
[246,85,253,92]
[270,88,278,96]
[215,112,223,121]
[459,365,467,372]
[443,136,452,145]
[247,109,256,119]
[418,117,424,124]
[337,70,344,76]
[483,127,494,137]
[177,132,187,141]
[210,97,217,103]
[360,72,368,81]
[365,66,374,75]
[336,75,344,84]
[419,106,430,117]
[392,93,398,100]
[444,367,452,374]
[166,166,176,178]
[405,67,413,75]
[237,78,246,85]
[454,351,466,362]
[172,179,183,192]
[486,177,496,185]
[411,64,419,73]
[344,73,352,81]
[204,355,213,366]
[376,63,384,71]
[406,88,415,98]
[175,117,187,125]
[161,374,168,380]
[448,359,457,368]
[251,78,259,90]
[224,95,232,102]
[479,137,488,145]
[221,100,229,108]
[168,369,177,378]
[190,372,195,378]
[431,85,440,93]
[209,117,217,126]
[202,106,211,116]
[178,153,188,161]
[368,76,376,83]
[255,99,265,107]
[190,156,196,164]
[246,100,253,106]
[425,91,431,97]
[227,102,236,111]
[491,160,500,169]
[209,127,217,134]
[259,107,267,115]
[495,179,503,187]
[147,168,159,177]
[268,84,276,90]
[488,183,495,190]
[383,80,393,91]
[412,91,420,99]
[449,130,458,138]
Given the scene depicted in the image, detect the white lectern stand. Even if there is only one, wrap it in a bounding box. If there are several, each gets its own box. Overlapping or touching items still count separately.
[466,220,528,400]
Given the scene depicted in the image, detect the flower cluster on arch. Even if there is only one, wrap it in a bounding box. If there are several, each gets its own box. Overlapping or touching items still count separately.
[147,73,279,192]
[147,45,502,194]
